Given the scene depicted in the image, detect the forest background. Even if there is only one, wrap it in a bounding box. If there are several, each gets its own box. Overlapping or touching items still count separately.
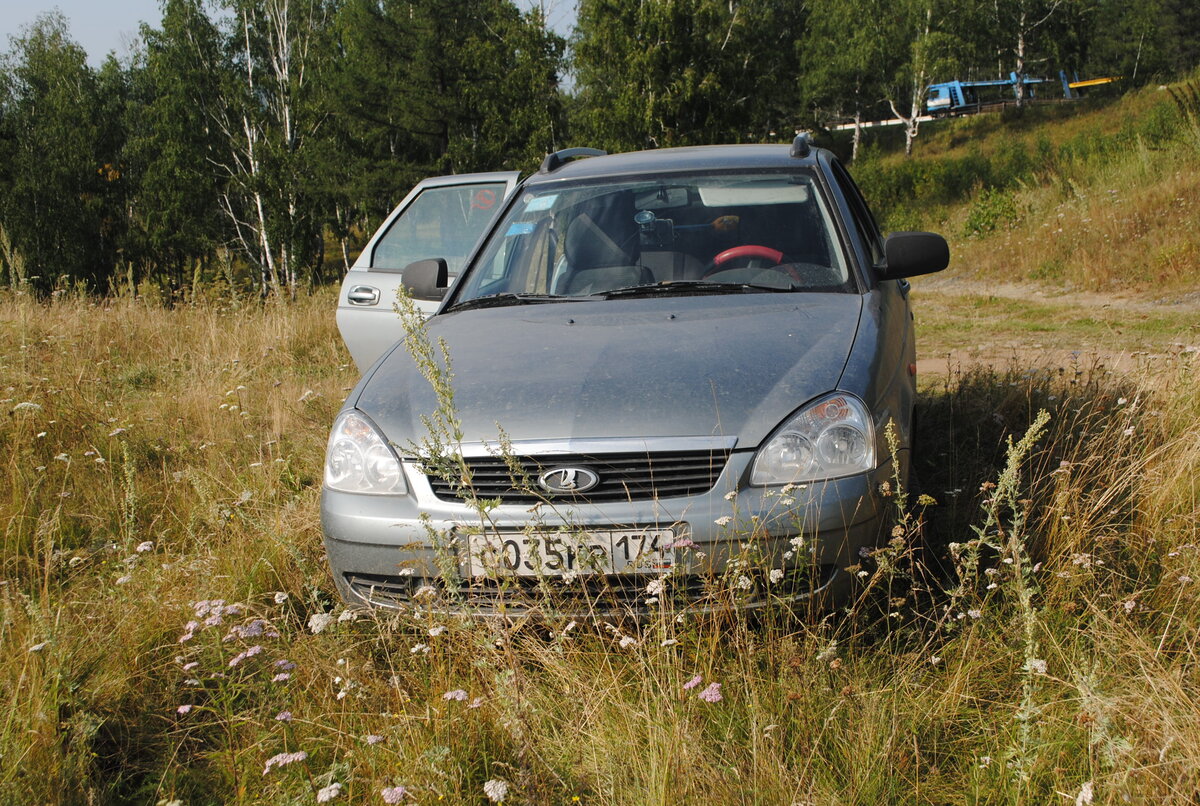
[0,0,1196,298]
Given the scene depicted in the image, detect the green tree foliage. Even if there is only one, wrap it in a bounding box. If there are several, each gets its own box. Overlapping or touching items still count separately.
[801,0,890,134]
[0,0,1195,293]
[1083,0,1200,84]
[573,0,806,151]
[321,0,566,247]
[0,14,121,290]
[124,0,224,289]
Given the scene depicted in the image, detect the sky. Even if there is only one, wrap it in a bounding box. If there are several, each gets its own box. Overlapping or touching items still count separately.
[1,0,162,64]
[0,0,577,66]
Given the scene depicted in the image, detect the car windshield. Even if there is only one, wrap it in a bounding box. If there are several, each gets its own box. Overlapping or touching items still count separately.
[452,170,852,305]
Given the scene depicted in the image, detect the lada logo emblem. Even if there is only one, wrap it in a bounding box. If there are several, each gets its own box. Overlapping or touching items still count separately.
[537,467,600,494]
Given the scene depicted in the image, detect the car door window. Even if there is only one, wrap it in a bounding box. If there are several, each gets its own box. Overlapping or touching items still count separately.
[371,182,506,273]
[830,161,885,268]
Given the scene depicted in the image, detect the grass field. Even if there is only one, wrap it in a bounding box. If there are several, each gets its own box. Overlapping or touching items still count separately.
[2,86,1199,804]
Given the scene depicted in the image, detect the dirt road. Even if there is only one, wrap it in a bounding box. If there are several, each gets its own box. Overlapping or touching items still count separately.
[912,277,1200,375]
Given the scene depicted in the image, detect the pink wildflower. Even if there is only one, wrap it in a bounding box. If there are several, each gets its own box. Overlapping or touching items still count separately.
[262,750,307,775]
[442,689,468,701]
[697,682,723,703]
[177,704,193,715]
[682,674,702,690]
[228,645,263,667]
[381,786,409,803]
[275,711,293,722]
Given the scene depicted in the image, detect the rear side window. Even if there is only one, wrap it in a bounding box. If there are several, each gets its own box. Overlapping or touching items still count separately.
[371,183,506,273]
[830,161,885,268]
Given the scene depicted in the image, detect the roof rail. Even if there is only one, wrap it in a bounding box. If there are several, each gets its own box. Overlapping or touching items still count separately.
[790,132,811,159]
[540,147,607,174]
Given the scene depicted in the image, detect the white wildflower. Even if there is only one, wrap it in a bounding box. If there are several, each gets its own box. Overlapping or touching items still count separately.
[316,782,342,802]
[307,613,335,634]
[483,778,509,802]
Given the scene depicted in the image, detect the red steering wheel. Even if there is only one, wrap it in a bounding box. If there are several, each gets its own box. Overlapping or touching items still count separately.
[702,244,801,282]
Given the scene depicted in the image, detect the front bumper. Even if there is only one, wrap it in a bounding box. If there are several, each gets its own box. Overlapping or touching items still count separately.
[320,452,894,617]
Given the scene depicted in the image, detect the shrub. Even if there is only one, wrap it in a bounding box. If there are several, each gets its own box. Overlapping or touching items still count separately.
[963,187,1023,236]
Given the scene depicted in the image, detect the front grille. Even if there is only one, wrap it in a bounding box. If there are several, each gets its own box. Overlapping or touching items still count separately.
[425,449,731,504]
[344,565,837,616]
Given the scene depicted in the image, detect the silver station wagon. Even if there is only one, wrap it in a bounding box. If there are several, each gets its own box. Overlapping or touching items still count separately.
[321,137,949,617]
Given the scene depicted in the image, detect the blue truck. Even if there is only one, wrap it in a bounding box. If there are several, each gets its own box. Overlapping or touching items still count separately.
[925,71,1119,117]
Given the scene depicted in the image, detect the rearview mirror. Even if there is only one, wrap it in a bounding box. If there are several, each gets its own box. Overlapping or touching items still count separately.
[881,232,950,279]
[401,258,449,300]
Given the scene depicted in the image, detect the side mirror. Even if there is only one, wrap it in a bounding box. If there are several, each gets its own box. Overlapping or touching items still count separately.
[881,232,950,279]
[401,258,449,300]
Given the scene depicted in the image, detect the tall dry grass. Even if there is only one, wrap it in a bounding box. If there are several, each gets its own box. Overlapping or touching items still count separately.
[1,284,1198,804]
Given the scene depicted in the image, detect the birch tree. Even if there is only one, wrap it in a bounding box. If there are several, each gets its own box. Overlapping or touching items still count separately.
[883,0,970,156]
[212,0,333,295]
[993,0,1070,107]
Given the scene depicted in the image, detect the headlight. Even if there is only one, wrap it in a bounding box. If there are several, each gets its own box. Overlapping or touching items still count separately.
[750,393,875,485]
[324,410,407,494]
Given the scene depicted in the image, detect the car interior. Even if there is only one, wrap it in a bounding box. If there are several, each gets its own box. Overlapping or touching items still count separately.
[550,181,849,295]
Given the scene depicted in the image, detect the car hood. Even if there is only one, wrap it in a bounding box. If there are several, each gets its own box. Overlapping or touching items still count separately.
[355,294,863,450]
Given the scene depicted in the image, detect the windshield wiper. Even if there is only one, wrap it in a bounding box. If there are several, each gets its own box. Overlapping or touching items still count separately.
[444,293,575,313]
[599,281,796,299]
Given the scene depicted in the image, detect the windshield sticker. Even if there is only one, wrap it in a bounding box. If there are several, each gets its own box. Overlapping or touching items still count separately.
[524,194,557,212]
[505,221,535,236]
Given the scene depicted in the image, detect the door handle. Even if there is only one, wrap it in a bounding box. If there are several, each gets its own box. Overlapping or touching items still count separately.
[347,285,380,305]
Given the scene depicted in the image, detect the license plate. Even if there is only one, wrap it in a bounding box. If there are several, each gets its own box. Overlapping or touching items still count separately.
[466,528,675,577]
